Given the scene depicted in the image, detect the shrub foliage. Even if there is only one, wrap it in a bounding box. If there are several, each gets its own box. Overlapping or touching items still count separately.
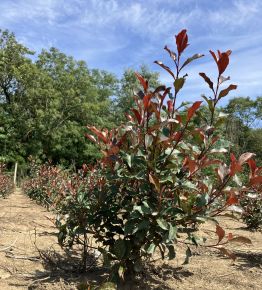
[0,164,14,197]
[23,30,262,282]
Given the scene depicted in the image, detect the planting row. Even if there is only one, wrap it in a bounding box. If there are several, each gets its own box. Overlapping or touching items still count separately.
[0,164,14,197]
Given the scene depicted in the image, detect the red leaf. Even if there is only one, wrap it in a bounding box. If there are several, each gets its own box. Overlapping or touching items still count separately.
[199,72,214,91]
[209,50,218,64]
[228,233,233,240]
[167,100,173,113]
[176,29,189,55]
[87,126,108,144]
[247,159,256,175]
[187,101,202,122]
[135,72,148,91]
[176,114,182,124]
[159,87,171,107]
[154,61,175,79]
[143,93,152,110]
[131,108,142,124]
[85,133,96,143]
[188,159,197,174]
[229,153,242,176]
[217,52,229,75]
[216,224,225,244]
[250,176,262,185]
[210,50,232,75]
[172,131,182,142]
[164,45,177,61]
[226,193,238,206]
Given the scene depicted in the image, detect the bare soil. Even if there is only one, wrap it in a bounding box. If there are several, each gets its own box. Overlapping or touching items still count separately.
[0,189,261,289]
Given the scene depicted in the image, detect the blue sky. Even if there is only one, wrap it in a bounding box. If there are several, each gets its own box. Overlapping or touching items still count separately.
[0,0,261,105]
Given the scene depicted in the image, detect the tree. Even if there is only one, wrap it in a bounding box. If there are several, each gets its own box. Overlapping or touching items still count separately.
[224,96,262,163]
[0,31,118,166]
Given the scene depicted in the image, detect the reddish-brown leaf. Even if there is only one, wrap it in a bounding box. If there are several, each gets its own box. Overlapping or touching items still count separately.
[85,133,96,143]
[187,101,202,122]
[218,84,237,100]
[164,45,177,61]
[154,61,175,79]
[217,52,229,75]
[143,93,152,110]
[209,50,218,64]
[226,193,238,206]
[247,159,256,175]
[87,126,108,144]
[229,153,242,176]
[188,159,197,174]
[250,176,262,185]
[131,108,142,124]
[135,72,148,91]
[228,233,233,240]
[149,174,160,193]
[176,29,189,55]
[199,72,214,91]
[167,100,173,113]
[216,224,225,244]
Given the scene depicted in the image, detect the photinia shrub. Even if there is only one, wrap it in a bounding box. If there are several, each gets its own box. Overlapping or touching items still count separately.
[82,29,261,280]
[240,159,262,230]
[24,30,262,283]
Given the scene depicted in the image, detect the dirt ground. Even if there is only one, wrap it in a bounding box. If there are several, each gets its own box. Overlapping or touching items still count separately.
[0,189,261,290]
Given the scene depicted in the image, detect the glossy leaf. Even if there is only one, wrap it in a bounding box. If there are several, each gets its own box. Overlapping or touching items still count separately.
[181,53,204,70]
[218,84,237,100]
[135,72,148,92]
[176,29,189,55]
[154,61,175,79]
[187,101,202,122]
[199,73,214,91]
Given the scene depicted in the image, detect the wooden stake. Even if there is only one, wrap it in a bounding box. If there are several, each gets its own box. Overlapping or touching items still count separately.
[13,162,18,188]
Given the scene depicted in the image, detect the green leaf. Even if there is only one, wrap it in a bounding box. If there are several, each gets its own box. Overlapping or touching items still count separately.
[196,193,209,207]
[145,134,153,148]
[146,243,156,254]
[125,154,132,168]
[136,219,150,232]
[98,282,117,290]
[168,224,177,241]
[113,239,126,259]
[174,77,185,94]
[157,218,169,230]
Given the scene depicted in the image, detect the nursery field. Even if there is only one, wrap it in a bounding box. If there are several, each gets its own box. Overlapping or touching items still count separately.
[0,189,261,290]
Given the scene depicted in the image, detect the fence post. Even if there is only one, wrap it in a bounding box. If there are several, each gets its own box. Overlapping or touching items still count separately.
[13,162,18,189]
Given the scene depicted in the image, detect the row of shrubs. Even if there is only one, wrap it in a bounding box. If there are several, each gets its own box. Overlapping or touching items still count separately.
[0,164,14,197]
[22,30,261,287]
